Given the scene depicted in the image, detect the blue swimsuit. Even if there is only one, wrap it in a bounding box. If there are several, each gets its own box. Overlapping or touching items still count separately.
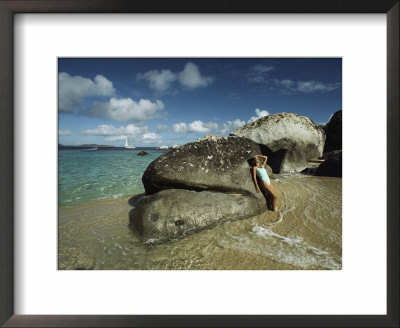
[256,167,271,186]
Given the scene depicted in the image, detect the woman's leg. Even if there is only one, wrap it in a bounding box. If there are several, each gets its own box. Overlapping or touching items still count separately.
[260,180,278,211]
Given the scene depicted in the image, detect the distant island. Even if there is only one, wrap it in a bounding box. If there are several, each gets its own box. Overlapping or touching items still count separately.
[58,144,115,149]
[58,144,173,150]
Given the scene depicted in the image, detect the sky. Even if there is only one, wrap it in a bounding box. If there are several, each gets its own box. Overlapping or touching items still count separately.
[58,58,342,147]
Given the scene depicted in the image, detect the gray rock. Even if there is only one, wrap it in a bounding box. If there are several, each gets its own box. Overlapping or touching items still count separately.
[131,136,275,243]
[142,135,273,196]
[130,189,266,243]
[301,159,326,176]
[137,151,149,156]
[324,110,342,153]
[316,151,342,177]
[231,113,325,173]
[301,165,319,176]
[321,150,342,160]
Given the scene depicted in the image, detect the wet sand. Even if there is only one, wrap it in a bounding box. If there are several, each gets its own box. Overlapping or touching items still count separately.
[58,174,342,270]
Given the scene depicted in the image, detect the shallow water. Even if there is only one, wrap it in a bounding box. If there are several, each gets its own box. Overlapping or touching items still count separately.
[58,149,166,206]
[58,174,342,270]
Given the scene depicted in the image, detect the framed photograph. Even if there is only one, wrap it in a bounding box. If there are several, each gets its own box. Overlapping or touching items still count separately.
[1,0,398,327]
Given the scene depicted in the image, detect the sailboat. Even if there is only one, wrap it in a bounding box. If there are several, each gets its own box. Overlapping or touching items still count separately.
[124,136,136,149]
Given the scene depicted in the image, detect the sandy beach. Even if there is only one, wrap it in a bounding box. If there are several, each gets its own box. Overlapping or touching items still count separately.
[58,174,342,270]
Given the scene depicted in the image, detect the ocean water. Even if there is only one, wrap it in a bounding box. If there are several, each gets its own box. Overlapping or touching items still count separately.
[58,148,165,206]
[58,153,342,270]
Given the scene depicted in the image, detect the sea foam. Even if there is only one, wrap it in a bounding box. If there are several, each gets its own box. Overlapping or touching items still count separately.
[218,223,341,270]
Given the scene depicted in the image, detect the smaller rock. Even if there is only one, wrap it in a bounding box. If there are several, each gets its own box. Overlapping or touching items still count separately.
[316,151,342,177]
[321,150,341,160]
[324,110,342,152]
[137,151,149,156]
[301,158,325,175]
[301,166,319,176]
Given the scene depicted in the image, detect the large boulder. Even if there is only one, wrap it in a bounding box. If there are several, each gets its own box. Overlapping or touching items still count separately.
[132,136,274,243]
[142,135,272,196]
[130,189,266,243]
[324,110,342,153]
[231,113,325,173]
[316,151,342,177]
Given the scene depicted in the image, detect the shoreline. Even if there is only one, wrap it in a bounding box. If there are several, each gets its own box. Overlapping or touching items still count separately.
[58,172,341,208]
[59,193,136,209]
[58,175,342,270]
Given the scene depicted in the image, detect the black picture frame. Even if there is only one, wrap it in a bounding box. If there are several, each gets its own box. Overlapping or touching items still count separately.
[0,0,398,327]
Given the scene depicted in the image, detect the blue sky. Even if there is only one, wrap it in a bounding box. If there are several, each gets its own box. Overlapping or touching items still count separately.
[58,58,342,147]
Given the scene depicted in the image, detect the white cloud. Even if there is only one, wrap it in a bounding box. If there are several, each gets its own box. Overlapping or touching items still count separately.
[252,64,275,73]
[245,64,275,84]
[142,132,162,144]
[171,119,245,136]
[296,81,340,93]
[84,124,163,145]
[248,108,270,123]
[273,79,341,94]
[218,119,245,135]
[246,75,265,84]
[136,69,177,93]
[83,124,148,136]
[279,79,295,88]
[142,132,159,140]
[172,123,188,133]
[188,120,213,132]
[137,62,214,93]
[171,117,248,135]
[104,135,129,142]
[172,120,218,134]
[244,64,340,94]
[58,72,115,112]
[178,62,214,89]
[86,97,164,122]
[203,121,219,131]
[58,129,71,136]
[231,119,246,129]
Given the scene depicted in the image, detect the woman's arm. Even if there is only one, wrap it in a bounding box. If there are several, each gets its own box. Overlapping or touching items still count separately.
[256,155,268,167]
[252,167,260,193]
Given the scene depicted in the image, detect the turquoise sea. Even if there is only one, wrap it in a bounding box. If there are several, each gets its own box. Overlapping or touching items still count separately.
[58,148,165,207]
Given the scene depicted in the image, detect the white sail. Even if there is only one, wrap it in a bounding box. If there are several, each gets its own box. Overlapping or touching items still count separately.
[125,136,135,149]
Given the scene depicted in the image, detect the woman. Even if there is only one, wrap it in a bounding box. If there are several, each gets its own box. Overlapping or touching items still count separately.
[251,155,278,212]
